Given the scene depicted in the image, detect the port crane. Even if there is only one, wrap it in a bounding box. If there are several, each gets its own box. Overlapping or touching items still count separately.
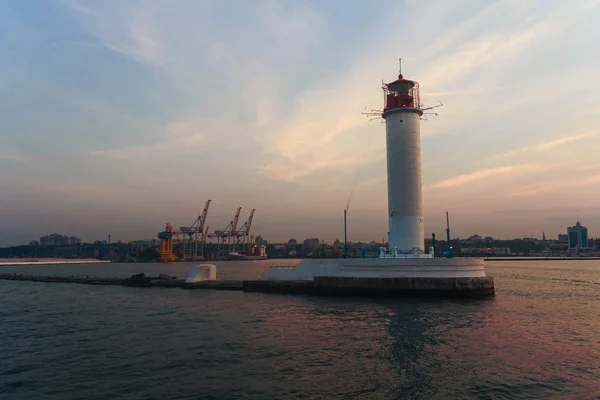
[160,199,211,262]
[212,207,242,256]
[157,205,258,261]
[235,209,255,253]
[158,201,259,262]
[188,200,211,259]
[201,225,210,259]
[178,199,211,260]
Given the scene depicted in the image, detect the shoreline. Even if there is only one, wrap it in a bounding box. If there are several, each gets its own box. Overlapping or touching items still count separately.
[0,259,111,266]
[484,257,600,261]
[1,257,598,267]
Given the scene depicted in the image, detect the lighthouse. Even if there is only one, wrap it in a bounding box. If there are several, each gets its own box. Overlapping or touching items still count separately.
[259,61,492,295]
[381,67,427,256]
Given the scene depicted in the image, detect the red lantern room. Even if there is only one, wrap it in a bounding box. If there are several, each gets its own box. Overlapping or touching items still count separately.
[383,73,421,113]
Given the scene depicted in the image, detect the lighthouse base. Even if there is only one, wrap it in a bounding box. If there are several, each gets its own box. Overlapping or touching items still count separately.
[257,258,493,298]
[378,247,433,259]
[261,257,487,280]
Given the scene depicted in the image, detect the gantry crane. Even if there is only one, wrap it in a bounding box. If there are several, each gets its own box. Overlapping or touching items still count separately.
[160,199,211,261]
[212,207,242,256]
[191,200,211,259]
[179,199,211,260]
[201,225,210,259]
[230,207,242,252]
[235,209,255,253]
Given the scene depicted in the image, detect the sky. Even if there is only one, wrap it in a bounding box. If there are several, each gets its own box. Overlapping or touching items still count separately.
[1,0,600,246]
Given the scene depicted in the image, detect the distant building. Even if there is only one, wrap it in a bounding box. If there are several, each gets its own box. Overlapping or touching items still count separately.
[558,234,568,243]
[29,240,40,247]
[132,240,158,248]
[303,238,320,251]
[287,238,298,247]
[548,243,568,254]
[492,248,511,256]
[568,222,589,250]
[38,233,80,246]
[467,235,483,242]
[40,233,68,246]
[460,247,510,256]
[255,235,265,245]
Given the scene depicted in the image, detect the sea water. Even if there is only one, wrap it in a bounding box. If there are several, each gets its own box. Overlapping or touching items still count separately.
[1,260,598,399]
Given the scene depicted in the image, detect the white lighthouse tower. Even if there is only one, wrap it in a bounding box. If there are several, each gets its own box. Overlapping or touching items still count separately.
[381,67,427,257]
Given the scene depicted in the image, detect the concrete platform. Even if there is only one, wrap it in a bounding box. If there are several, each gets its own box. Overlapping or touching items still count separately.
[261,258,487,280]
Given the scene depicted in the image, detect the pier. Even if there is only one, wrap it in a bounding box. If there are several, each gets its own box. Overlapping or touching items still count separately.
[0,273,494,298]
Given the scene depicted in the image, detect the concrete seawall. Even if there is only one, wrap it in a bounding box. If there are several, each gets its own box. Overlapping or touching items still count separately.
[0,259,111,266]
[313,276,494,297]
[0,274,243,290]
[243,280,315,295]
[0,274,494,298]
[244,277,495,298]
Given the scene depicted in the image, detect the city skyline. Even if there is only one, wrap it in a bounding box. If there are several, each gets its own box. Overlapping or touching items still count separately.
[1,0,600,246]
[8,219,599,248]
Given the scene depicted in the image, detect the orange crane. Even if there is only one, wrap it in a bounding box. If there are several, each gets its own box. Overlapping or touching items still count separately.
[158,224,177,262]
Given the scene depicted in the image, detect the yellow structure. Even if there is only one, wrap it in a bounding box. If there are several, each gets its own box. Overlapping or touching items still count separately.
[158,225,176,262]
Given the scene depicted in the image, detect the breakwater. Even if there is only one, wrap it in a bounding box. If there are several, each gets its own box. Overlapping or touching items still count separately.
[0,258,111,266]
[0,273,494,297]
[0,273,243,290]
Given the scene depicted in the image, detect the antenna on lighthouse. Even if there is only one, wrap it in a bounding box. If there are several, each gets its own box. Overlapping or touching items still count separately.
[399,58,402,75]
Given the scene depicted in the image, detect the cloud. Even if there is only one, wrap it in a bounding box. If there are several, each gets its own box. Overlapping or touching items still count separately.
[427,164,545,190]
[71,0,337,176]
[415,1,583,87]
[63,0,166,67]
[490,131,600,160]
[0,147,56,174]
[0,149,27,164]
[66,0,597,186]
[535,131,600,152]
[90,120,212,160]
[510,174,600,197]
[254,0,596,183]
